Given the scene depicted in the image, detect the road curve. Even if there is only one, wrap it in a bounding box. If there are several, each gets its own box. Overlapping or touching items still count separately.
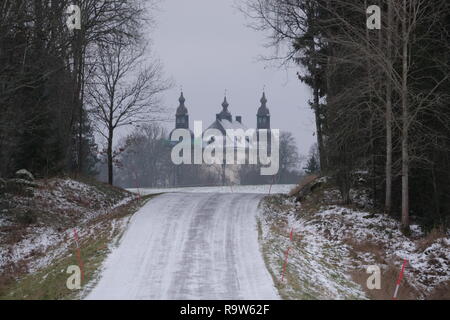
[86,192,279,300]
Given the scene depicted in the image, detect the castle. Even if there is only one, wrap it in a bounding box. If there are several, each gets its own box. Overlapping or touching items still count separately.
[173,91,271,134]
[170,91,272,185]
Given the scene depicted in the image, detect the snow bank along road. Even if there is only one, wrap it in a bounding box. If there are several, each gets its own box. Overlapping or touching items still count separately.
[87,193,279,300]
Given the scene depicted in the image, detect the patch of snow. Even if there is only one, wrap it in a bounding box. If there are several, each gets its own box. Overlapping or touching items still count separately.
[258,197,367,300]
[15,169,34,181]
[259,193,450,299]
[291,202,448,297]
[0,178,133,275]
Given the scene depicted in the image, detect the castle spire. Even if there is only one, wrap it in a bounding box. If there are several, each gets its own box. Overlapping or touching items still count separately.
[179,91,185,104]
[222,96,229,110]
[176,91,187,115]
[217,94,232,122]
[257,90,270,129]
[175,91,189,129]
[258,91,269,115]
[260,91,267,107]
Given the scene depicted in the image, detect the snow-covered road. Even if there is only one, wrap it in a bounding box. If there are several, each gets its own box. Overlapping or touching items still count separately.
[87,193,279,300]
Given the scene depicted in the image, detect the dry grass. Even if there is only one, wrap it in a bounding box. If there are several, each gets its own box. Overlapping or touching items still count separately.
[344,235,419,298]
[288,174,319,197]
[416,226,447,252]
[343,237,423,300]
[350,265,419,300]
[426,281,450,300]
[343,238,388,265]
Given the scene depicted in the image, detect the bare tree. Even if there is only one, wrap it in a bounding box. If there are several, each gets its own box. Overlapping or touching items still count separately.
[114,123,172,188]
[392,0,450,230]
[400,0,410,230]
[240,0,328,171]
[88,39,170,185]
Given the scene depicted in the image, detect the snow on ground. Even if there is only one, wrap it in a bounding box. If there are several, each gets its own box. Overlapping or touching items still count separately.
[258,193,450,299]
[2,227,71,274]
[78,215,133,299]
[128,184,295,195]
[258,197,367,300]
[87,193,279,300]
[314,206,450,296]
[0,178,133,276]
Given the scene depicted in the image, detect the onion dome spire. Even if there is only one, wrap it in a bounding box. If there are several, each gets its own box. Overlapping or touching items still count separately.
[176,91,188,115]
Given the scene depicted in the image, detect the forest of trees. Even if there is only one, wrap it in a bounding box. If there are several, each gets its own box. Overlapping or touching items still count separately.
[243,0,450,231]
[0,0,167,185]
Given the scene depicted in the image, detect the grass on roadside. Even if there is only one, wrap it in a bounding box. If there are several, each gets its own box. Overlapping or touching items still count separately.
[0,194,158,300]
[257,195,368,300]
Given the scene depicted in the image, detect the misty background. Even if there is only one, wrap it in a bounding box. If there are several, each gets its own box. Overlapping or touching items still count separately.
[149,0,315,156]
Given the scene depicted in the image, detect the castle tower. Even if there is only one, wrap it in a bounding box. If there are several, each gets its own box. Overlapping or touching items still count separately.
[175,92,189,129]
[257,92,270,129]
[216,96,232,122]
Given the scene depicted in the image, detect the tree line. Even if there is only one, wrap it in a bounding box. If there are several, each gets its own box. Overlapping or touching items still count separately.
[242,0,450,231]
[107,123,303,188]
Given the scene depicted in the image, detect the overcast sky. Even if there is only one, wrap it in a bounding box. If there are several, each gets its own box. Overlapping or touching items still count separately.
[150,0,316,156]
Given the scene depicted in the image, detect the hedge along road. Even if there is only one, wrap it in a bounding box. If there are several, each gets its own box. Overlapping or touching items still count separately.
[86,192,279,299]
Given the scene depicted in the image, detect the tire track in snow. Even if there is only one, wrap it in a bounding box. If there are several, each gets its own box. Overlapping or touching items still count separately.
[86,193,279,300]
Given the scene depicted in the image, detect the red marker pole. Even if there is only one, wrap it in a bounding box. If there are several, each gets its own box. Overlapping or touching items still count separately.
[280,247,291,282]
[393,259,408,299]
[280,228,295,282]
[73,229,85,282]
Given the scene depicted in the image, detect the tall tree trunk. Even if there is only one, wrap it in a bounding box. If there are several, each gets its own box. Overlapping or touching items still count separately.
[431,162,441,223]
[313,82,325,172]
[365,0,377,204]
[309,28,325,173]
[385,0,393,215]
[401,0,409,231]
[75,29,84,175]
[107,128,114,185]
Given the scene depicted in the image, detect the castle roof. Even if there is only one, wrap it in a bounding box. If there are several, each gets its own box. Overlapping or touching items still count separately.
[204,119,252,150]
[206,118,247,135]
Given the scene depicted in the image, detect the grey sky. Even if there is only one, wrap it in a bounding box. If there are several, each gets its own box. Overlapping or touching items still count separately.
[151,0,316,156]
